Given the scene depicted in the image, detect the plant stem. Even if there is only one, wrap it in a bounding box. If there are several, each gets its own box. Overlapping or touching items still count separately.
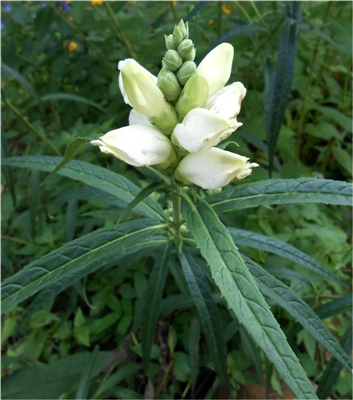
[217,1,223,38]
[172,190,181,244]
[104,2,137,59]
[3,96,62,156]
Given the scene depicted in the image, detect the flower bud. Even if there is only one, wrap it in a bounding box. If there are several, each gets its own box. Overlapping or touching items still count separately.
[174,147,259,189]
[175,72,209,119]
[173,20,188,46]
[91,125,177,169]
[182,47,196,62]
[157,68,181,101]
[197,43,234,97]
[165,34,177,50]
[163,50,183,72]
[205,82,246,119]
[178,39,194,58]
[172,108,241,153]
[176,61,196,86]
[119,59,177,132]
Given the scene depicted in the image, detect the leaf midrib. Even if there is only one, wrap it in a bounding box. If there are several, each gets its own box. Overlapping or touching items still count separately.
[2,224,167,305]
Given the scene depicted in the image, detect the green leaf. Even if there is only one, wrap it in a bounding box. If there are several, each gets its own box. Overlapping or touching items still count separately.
[94,363,139,398]
[1,351,111,399]
[141,243,170,371]
[208,178,353,212]
[41,138,91,185]
[181,193,317,399]
[116,182,167,226]
[316,323,352,399]
[179,250,231,389]
[75,346,99,400]
[264,3,299,175]
[288,295,353,340]
[2,156,167,221]
[40,93,110,114]
[229,227,343,285]
[245,258,352,371]
[1,62,40,103]
[188,317,201,395]
[1,219,168,314]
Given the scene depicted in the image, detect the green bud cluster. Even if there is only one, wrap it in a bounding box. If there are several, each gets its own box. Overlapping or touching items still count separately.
[157,19,197,102]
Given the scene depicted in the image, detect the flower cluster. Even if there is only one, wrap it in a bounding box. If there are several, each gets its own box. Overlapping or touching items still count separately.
[91,20,258,189]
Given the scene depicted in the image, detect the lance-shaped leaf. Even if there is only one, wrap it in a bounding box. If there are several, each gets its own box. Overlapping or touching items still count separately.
[245,258,352,371]
[229,227,342,285]
[141,243,170,372]
[2,156,166,221]
[181,193,317,399]
[316,323,352,399]
[1,219,168,314]
[264,3,299,176]
[179,250,231,389]
[17,243,162,329]
[208,178,353,212]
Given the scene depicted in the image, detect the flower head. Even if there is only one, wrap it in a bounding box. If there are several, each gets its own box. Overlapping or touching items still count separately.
[68,41,78,52]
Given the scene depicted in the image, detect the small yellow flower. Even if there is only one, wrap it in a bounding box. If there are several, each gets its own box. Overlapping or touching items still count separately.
[68,41,78,52]
[221,5,231,15]
[91,0,104,5]
[208,19,214,24]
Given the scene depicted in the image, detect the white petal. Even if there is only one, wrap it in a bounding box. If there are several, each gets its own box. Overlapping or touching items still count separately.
[175,147,258,189]
[197,43,234,97]
[129,109,152,126]
[91,125,175,168]
[172,108,241,153]
[205,82,246,120]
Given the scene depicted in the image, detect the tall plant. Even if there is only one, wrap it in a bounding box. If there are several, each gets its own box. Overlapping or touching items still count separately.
[2,19,352,399]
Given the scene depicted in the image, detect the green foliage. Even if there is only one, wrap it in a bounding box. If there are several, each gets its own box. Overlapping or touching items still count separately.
[2,1,352,399]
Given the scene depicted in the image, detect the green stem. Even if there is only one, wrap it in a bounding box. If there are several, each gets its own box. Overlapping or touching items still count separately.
[172,190,181,244]
[3,96,62,156]
[1,236,30,245]
[169,1,179,22]
[217,1,223,38]
[250,1,271,30]
[104,2,137,59]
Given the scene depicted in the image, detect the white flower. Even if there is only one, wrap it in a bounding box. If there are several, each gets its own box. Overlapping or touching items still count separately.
[128,109,152,126]
[91,125,176,168]
[118,59,178,134]
[174,147,258,189]
[205,82,246,120]
[172,108,241,153]
[197,43,234,98]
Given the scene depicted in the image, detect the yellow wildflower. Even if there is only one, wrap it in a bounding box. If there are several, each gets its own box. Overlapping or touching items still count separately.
[91,0,104,5]
[221,5,231,15]
[208,19,214,24]
[68,41,78,52]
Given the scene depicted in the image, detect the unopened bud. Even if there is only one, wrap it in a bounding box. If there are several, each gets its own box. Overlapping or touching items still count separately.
[178,39,194,58]
[183,47,196,62]
[157,68,181,101]
[165,34,177,50]
[150,106,179,136]
[175,72,209,119]
[176,61,196,86]
[163,49,183,72]
[173,20,188,46]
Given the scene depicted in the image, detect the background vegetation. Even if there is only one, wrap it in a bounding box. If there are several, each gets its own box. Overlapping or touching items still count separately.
[1,1,352,399]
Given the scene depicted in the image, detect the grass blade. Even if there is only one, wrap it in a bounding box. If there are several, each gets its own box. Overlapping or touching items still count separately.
[141,243,170,372]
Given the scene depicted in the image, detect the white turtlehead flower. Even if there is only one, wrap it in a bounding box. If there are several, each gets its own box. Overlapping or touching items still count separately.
[174,147,259,189]
[128,109,152,126]
[91,125,176,169]
[197,43,234,98]
[172,108,241,153]
[118,59,178,134]
[205,82,246,120]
